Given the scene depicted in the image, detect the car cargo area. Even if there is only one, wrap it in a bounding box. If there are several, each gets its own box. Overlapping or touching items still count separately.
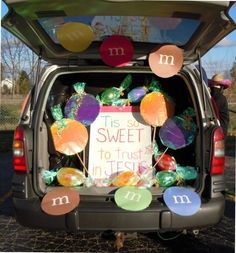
[36,69,201,196]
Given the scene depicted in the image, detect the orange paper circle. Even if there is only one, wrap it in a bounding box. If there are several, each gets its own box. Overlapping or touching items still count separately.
[56,22,94,52]
[41,187,80,216]
[51,118,88,155]
[140,91,175,126]
[148,45,183,78]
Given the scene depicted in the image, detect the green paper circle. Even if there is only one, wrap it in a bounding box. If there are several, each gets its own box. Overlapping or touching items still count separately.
[114,186,152,211]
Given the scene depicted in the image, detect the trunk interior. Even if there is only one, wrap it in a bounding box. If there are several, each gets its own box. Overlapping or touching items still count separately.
[36,69,202,197]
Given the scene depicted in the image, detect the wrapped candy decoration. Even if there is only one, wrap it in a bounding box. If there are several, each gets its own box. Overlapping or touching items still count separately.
[64,82,100,126]
[137,165,156,188]
[140,90,175,127]
[159,107,197,150]
[57,167,85,187]
[156,171,177,187]
[97,74,132,105]
[111,171,140,187]
[50,104,88,156]
[127,86,148,104]
[155,153,177,171]
[176,165,198,181]
[42,169,58,185]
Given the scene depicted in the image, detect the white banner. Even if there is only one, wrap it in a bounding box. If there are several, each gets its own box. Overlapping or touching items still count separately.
[88,106,152,180]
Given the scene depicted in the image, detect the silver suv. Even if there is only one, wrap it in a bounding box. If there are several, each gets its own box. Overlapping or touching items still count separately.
[2,0,235,233]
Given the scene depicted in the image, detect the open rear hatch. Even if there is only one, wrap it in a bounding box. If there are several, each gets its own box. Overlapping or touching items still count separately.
[3,1,234,198]
[2,0,235,64]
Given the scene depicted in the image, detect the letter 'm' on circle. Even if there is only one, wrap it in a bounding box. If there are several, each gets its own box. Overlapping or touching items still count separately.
[41,187,80,216]
[148,44,183,78]
[99,35,134,67]
[114,186,152,211]
[163,186,201,216]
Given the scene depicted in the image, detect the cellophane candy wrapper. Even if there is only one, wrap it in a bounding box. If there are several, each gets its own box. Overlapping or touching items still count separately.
[64,82,100,125]
[97,74,132,105]
[156,171,177,187]
[159,107,197,150]
[176,165,198,180]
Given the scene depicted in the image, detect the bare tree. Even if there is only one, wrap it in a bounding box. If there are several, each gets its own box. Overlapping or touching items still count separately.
[1,28,38,96]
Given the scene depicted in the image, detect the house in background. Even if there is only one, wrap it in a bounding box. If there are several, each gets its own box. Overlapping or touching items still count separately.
[1,78,13,94]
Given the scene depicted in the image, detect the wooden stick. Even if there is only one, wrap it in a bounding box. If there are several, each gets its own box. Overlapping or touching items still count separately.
[152,147,169,169]
[76,153,90,176]
[152,126,157,144]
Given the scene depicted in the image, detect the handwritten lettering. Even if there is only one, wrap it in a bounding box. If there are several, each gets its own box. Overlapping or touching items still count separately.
[96,128,144,143]
[159,54,175,65]
[51,195,70,206]
[108,47,125,56]
[172,195,192,204]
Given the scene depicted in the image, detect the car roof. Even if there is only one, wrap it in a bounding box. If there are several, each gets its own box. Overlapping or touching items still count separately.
[2,0,235,64]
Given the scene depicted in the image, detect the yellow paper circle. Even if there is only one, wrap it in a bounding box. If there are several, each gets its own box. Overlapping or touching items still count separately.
[56,22,94,52]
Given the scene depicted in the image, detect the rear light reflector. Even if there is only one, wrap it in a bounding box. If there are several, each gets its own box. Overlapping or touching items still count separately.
[210,127,225,175]
[13,126,27,172]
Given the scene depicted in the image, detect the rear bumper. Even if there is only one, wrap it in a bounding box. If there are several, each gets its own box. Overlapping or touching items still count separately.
[13,196,225,232]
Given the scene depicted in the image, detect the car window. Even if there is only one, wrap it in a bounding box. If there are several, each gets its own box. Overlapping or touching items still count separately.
[38,16,200,45]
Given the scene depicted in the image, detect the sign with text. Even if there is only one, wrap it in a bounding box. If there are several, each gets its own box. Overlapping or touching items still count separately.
[88,106,152,181]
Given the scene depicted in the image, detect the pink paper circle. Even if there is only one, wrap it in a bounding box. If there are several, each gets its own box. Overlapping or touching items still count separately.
[149,45,183,78]
[99,35,134,67]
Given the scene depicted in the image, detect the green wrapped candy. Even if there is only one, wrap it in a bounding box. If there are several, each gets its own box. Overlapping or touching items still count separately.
[156,171,177,187]
[176,165,198,180]
[42,170,57,185]
[100,87,122,105]
[51,104,64,121]
[98,74,132,105]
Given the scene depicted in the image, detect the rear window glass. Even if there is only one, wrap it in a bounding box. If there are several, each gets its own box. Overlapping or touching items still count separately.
[38,16,200,45]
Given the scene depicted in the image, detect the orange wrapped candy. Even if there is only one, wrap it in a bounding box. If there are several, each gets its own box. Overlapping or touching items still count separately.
[112,171,140,187]
[51,118,88,156]
[140,91,175,126]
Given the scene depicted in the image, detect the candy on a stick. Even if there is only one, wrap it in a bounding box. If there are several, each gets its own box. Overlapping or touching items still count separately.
[64,82,100,126]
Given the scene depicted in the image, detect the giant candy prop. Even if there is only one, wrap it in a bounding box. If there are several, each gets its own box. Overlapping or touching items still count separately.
[64,82,100,126]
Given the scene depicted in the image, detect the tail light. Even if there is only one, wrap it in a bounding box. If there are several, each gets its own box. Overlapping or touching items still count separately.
[13,126,27,172]
[210,127,225,175]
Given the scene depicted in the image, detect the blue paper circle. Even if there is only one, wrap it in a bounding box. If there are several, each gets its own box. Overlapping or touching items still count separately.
[163,186,201,216]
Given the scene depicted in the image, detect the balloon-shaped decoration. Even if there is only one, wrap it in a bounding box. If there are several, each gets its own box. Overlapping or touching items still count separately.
[176,165,198,181]
[64,83,100,125]
[51,118,88,155]
[97,74,132,105]
[140,91,175,126]
[57,167,85,187]
[111,171,140,187]
[155,153,177,171]
[156,171,177,187]
[56,22,94,52]
[159,107,197,150]
[99,35,134,67]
